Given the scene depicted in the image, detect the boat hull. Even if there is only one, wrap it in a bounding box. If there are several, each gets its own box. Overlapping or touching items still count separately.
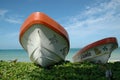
[21,24,69,67]
[19,12,69,67]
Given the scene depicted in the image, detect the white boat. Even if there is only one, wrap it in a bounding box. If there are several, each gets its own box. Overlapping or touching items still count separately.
[19,12,70,67]
[72,37,118,63]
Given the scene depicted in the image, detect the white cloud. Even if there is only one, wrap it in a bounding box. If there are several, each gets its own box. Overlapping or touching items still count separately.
[0,9,23,24]
[0,9,8,16]
[5,16,22,24]
[63,0,120,48]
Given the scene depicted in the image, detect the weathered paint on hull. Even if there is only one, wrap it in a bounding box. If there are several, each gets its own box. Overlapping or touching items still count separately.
[21,24,69,67]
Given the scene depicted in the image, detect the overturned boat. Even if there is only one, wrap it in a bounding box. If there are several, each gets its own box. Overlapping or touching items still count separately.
[72,37,118,63]
[19,12,69,67]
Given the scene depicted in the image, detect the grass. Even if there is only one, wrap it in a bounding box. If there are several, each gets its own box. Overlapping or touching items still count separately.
[0,61,120,80]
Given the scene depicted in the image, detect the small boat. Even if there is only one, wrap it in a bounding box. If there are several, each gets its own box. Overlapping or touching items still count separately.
[72,37,118,63]
[19,12,69,67]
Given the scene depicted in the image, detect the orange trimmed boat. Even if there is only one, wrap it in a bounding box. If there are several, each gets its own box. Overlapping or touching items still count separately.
[19,12,69,67]
[72,37,118,63]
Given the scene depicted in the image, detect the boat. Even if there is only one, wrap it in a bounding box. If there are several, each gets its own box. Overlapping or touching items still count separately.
[19,12,70,67]
[72,37,118,63]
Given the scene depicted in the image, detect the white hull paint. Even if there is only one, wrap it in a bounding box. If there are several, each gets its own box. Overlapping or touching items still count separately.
[73,43,117,63]
[21,24,69,67]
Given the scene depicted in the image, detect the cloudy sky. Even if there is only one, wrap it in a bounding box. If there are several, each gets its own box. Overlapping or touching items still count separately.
[0,0,120,49]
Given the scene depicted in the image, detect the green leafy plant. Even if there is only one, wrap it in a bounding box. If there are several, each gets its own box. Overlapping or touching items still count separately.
[0,61,120,80]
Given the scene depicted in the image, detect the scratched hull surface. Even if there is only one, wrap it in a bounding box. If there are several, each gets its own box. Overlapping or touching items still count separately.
[73,37,118,63]
[21,24,69,67]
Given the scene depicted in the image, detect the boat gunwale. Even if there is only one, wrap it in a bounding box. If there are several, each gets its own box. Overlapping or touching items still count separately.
[73,37,118,59]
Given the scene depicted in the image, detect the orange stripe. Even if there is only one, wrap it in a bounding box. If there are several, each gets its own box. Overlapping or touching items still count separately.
[19,12,69,47]
[73,37,118,59]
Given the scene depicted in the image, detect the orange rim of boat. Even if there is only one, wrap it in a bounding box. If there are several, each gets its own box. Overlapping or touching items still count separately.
[19,12,69,49]
[73,37,118,59]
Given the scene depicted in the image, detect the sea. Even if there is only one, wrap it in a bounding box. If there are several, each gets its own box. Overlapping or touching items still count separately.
[0,48,120,62]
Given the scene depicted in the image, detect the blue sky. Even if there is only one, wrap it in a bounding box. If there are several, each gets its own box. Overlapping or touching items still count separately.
[0,0,120,49]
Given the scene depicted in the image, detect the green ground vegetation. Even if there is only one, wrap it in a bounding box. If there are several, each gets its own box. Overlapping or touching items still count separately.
[0,61,120,80]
